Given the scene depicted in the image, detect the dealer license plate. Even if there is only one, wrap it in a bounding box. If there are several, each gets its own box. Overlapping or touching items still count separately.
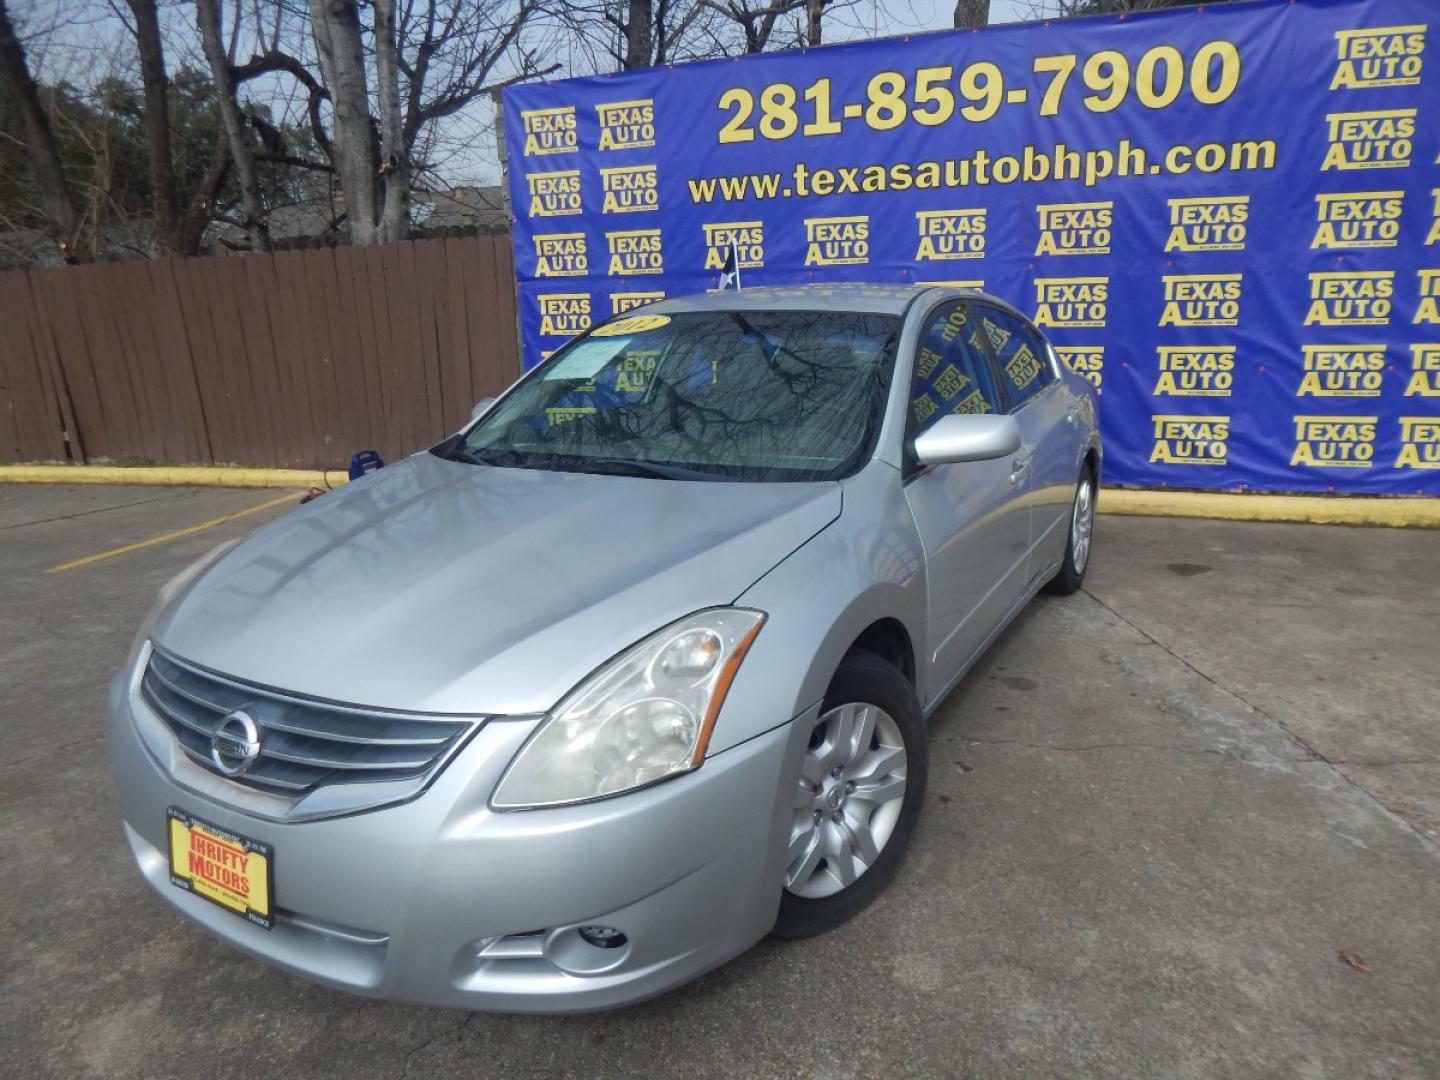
[166,807,274,930]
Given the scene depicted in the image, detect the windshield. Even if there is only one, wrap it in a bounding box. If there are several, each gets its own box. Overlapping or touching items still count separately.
[443,309,900,482]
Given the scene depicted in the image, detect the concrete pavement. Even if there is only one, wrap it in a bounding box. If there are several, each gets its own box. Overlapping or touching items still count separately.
[0,485,1435,1078]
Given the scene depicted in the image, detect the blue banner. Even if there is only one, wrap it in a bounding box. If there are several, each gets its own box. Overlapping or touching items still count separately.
[505,0,1439,494]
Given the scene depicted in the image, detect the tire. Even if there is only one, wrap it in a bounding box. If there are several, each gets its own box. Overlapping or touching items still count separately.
[772,651,927,940]
[1045,466,1096,596]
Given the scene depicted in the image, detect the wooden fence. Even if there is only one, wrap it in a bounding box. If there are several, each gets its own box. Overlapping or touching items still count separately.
[0,234,520,468]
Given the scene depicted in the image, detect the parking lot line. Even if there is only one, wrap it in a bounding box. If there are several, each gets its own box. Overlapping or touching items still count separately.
[45,493,297,573]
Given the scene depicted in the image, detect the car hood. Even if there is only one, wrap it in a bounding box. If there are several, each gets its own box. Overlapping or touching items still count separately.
[153,453,840,714]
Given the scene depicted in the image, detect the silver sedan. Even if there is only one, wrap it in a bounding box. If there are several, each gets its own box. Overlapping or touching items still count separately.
[109,284,1101,1012]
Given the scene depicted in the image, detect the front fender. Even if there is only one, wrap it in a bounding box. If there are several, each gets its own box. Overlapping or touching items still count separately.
[704,461,928,756]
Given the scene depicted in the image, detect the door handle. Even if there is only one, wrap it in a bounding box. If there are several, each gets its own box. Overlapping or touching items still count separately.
[1009,457,1031,485]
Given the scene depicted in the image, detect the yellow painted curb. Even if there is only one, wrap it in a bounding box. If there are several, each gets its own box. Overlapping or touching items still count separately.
[2,465,1436,528]
[0,465,348,490]
[1099,489,1440,529]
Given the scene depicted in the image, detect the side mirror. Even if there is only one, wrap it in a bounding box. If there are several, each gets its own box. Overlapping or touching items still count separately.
[469,396,497,423]
[912,413,1022,467]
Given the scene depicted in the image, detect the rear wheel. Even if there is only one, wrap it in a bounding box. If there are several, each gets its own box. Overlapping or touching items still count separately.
[1046,468,1095,596]
[772,651,927,939]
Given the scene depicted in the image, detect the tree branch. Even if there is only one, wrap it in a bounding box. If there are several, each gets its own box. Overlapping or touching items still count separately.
[233,48,334,161]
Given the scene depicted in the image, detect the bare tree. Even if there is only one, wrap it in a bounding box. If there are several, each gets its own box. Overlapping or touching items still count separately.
[3,0,949,265]
[698,0,807,53]
[624,0,712,67]
[373,0,407,236]
[624,0,653,67]
[123,0,179,249]
[118,0,333,255]
[307,0,375,240]
[231,47,333,166]
[953,0,989,28]
[696,0,880,53]
[557,0,721,72]
[0,0,85,260]
[805,0,824,45]
[196,0,270,250]
[304,0,555,245]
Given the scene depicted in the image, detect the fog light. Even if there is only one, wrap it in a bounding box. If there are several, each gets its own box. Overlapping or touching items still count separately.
[578,925,627,949]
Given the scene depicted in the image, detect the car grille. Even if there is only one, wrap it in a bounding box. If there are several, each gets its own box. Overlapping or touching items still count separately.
[141,648,481,796]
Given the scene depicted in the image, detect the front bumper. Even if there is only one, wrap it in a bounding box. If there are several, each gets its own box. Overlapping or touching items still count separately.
[108,657,812,1012]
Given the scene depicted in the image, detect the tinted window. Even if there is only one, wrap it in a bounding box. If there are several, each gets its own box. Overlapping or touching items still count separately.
[908,301,1002,438]
[450,309,900,482]
[974,305,1055,409]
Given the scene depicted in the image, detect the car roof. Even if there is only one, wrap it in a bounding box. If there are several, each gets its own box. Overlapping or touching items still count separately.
[643,283,968,317]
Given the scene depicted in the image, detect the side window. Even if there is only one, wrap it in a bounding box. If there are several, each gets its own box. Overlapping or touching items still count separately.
[975,305,1056,409]
[909,302,1003,439]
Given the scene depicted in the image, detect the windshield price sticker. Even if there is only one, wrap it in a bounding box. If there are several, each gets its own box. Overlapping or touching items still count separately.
[544,337,633,380]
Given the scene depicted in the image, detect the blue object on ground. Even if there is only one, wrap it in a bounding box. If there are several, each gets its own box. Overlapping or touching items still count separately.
[348,450,385,480]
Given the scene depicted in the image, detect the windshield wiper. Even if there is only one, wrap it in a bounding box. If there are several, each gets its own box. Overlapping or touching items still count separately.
[440,444,485,466]
[585,458,723,482]
[444,444,719,481]
[442,445,556,470]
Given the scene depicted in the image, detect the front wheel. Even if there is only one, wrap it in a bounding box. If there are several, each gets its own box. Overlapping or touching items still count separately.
[772,651,927,940]
[1045,468,1096,596]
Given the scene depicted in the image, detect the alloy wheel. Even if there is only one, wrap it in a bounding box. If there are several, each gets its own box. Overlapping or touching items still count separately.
[785,702,908,899]
[1071,478,1095,575]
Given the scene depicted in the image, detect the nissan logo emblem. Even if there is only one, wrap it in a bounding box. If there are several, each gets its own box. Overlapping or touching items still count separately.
[210,710,262,777]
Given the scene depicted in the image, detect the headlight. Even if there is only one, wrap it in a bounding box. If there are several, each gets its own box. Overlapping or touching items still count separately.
[491,608,765,809]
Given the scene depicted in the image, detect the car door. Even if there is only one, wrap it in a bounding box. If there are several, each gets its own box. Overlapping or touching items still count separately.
[902,300,1034,703]
[971,303,1075,585]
